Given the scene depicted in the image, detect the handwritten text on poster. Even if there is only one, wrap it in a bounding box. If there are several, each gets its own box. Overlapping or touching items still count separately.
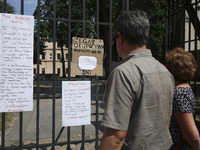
[0,13,34,112]
[62,81,91,127]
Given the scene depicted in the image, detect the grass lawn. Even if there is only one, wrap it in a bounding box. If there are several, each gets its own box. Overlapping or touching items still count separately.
[33,84,51,88]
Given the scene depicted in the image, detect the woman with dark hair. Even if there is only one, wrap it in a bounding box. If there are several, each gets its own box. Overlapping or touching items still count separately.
[166,47,200,150]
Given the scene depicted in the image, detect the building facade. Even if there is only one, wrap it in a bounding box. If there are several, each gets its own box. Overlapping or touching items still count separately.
[34,41,68,79]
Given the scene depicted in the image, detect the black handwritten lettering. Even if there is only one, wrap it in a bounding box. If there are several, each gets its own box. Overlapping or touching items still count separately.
[62,81,90,125]
[82,70,91,75]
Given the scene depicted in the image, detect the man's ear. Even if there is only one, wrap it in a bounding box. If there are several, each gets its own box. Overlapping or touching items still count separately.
[117,32,124,43]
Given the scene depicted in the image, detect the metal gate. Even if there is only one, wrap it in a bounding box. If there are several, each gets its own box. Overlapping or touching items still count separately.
[0,0,129,149]
[165,0,200,128]
[1,0,200,149]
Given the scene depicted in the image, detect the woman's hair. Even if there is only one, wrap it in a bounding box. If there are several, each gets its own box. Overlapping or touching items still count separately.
[165,47,197,83]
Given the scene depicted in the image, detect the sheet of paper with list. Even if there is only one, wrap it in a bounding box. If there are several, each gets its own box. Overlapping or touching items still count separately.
[0,13,34,112]
[62,81,91,127]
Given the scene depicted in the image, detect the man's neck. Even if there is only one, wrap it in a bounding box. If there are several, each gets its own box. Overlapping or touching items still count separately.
[122,45,147,58]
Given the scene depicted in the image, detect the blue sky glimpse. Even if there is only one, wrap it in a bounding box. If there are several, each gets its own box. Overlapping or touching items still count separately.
[7,0,37,16]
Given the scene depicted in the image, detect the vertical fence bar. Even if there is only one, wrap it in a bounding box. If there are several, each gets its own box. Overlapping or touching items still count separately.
[83,0,86,37]
[36,0,41,149]
[67,0,72,80]
[67,0,72,149]
[126,0,129,10]
[182,1,186,49]
[194,0,198,96]
[52,0,57,149]
[96,0,99,37]
[19,0,24,149]
[3,0,7,13]
[108,0,112,75]
[188,8,191,52]
[169,0,172,48]
[165,3,169,54]
[95,0,100,149]
[109,0,113,74]
[1,1,7,149]
[19,108,23,147]
[182,3,185,48]
[1,113,5,150]
[173,0,176,47]
[21,0,24,14]
[94,76,100,150]
[196,0,200,123]
[81,1,86,149]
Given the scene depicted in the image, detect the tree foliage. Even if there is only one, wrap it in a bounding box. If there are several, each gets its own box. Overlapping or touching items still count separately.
[34,0,102,77]
[0,1,15,13]
[33,0,167,78]
[130,0,167,61]
[34,0,68,77]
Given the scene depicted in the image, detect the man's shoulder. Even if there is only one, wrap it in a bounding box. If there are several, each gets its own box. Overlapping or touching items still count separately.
[112,60,140,76]
[111,55,174,82]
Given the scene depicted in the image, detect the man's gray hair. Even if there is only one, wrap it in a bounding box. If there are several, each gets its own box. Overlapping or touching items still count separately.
[113,10,150,46]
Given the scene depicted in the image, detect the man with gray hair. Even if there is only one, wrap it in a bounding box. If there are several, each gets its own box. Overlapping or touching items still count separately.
[99,10,174,150]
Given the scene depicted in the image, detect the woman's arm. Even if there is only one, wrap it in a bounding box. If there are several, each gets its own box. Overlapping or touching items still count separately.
[99,127,127,150]
[175,113,200,150]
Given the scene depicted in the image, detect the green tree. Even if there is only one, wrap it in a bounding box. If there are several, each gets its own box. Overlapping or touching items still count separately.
[34,0,98,78]
[34,0,167,78]
[34,0,66,77]
[99,0,122,78]
[130,0,167,61]
[100,0,167,77]
[0,1,15,13]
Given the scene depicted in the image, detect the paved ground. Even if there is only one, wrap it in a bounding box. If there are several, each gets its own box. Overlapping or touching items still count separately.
[2,98,104,150]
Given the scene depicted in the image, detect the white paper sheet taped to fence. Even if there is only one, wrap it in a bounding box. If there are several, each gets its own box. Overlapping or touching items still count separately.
[0,13,34,112]
[78,56,97,70]
[62,81,91,127]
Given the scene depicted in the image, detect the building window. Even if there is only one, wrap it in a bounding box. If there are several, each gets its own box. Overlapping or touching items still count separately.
[57,53,61,60]
[66,54,68,60]
[42,53,45,59]
[57,68,60,75]
[50,53,52,59]
[66,68,68,74]
[34,68,36,74]
[42,68,45,74]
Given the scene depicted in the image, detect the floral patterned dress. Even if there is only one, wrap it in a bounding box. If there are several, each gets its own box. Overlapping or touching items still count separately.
[169,87,196,150]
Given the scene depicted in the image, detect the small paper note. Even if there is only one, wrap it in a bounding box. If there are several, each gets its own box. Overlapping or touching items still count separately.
[78,56,97,70]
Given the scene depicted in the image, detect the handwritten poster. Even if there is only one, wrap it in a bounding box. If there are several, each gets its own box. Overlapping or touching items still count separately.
[0,13,34,112]
[71,37,104,76]
[62,81,91,127]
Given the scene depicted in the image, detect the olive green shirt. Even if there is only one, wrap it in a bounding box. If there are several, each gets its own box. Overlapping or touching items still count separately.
[101,49,174,150]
